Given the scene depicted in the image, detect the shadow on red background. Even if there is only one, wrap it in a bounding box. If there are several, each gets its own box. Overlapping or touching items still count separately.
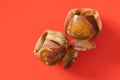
[1,0,120,80]
[66,17,120,79]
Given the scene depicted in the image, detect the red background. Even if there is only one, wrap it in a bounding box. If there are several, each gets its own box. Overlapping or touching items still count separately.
[0,0,120,80]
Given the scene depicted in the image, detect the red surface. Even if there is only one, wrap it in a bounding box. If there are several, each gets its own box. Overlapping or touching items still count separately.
[0,0,120,80]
